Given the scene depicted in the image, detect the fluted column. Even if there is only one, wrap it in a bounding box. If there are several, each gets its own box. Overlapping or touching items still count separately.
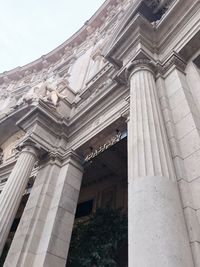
[0,144,38,256]
[128,60,194,267]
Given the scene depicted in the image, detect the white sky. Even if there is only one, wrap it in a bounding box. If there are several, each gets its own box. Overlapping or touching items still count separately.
[0,0,105,73]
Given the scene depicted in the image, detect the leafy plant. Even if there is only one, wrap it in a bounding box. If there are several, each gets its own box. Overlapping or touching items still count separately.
[66,207,128,267]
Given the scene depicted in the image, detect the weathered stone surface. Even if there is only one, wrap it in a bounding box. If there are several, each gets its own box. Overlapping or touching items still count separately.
[0,0,200,266]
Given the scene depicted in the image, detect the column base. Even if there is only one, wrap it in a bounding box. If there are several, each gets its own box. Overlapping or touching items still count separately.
[128,175,194,267]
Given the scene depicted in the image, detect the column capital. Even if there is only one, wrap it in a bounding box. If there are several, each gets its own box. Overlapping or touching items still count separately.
[16,139,46,161]
[20,144,39,159]
[126,59,156,81]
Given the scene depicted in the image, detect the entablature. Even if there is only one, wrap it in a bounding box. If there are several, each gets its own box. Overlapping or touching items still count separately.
[103,0,200,70]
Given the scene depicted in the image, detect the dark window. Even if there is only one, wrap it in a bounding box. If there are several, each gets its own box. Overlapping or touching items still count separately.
[75,199,93,219]
[137,1,167,22]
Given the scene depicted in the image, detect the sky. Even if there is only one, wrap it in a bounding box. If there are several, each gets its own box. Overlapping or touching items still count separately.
[0,0,105,73]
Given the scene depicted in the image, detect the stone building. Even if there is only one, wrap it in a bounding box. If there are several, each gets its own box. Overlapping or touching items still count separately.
[0,0,200,266]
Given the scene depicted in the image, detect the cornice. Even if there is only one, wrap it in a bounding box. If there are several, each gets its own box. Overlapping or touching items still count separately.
[16,100,68,128]
[114,50,186,83]
[156,0,200,58]
[72,63,115,116]
[69,80,120,131]
[68,86,129,151]
[103,12,155,66]
[156,52,187,76]
[15,100,69,151]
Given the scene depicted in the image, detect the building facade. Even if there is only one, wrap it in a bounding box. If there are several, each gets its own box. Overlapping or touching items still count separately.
[0,0,200,266]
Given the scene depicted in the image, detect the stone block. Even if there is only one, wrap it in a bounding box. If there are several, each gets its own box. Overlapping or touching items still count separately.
[57,195,77,214]
[178,179,193,208]
[162,107,173,123]
[184,207,200,242]
[168,88,186,110]
[4,251,21,267]
[25,194,39,210]
[36,205,49,222]
[47,235,70,259]
[165,69,179,85]
[172,98,190,124]
[165,73,183,97]
[190,242,200,267]
[165,121,175,139]
[169,137,180,158]
[179,129,200,158]
[160,95,169,110]
[20,252,35,267]
[8,234,26,254]
[43,252,66,267]
[190,177,200,209]
[50,206,74,224]
[173,156,186,181]
[66,174,82,191]
[196,209,200,226]
[54,182,79,203]
[38,194,53,210]
[27,234,41,254]
[51,217,74,243]
[67,166,83,179]
[166,79,182,97]
[184,149,200,182]
[62,182,79,202]
[21,207,35,223]
[175,113,197,140]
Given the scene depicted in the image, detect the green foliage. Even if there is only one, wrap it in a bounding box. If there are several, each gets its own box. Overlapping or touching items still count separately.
[66,207,128,267]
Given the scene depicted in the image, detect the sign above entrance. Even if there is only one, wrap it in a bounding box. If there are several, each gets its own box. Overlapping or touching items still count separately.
[84,131,126,162]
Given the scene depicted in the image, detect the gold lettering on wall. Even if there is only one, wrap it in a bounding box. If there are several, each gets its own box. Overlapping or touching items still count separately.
[84,132,122,162]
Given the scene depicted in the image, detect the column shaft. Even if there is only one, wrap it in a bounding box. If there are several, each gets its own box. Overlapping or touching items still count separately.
[0,146,38,256]
[4,152,83,267]
[128,62,194,267]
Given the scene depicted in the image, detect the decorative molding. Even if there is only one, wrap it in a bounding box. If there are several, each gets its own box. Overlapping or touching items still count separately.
[84,131,122,162]
[157,53,187,75]
[123,58,156,82]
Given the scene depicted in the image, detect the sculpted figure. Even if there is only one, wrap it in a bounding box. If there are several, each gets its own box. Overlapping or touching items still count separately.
[15,87,39,108]
[40,78,67,106]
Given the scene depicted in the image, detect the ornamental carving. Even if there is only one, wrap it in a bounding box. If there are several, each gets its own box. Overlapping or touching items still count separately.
[157,53,187,75]
[125,58,156,81]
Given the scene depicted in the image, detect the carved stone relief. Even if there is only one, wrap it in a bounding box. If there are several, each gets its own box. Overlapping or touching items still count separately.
[39,78,68,106]
[1,131,25,161]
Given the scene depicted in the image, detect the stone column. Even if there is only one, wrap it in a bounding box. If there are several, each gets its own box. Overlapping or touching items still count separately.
[0,144,38,256]
[4,150,83,267]
[128,59,194,267]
